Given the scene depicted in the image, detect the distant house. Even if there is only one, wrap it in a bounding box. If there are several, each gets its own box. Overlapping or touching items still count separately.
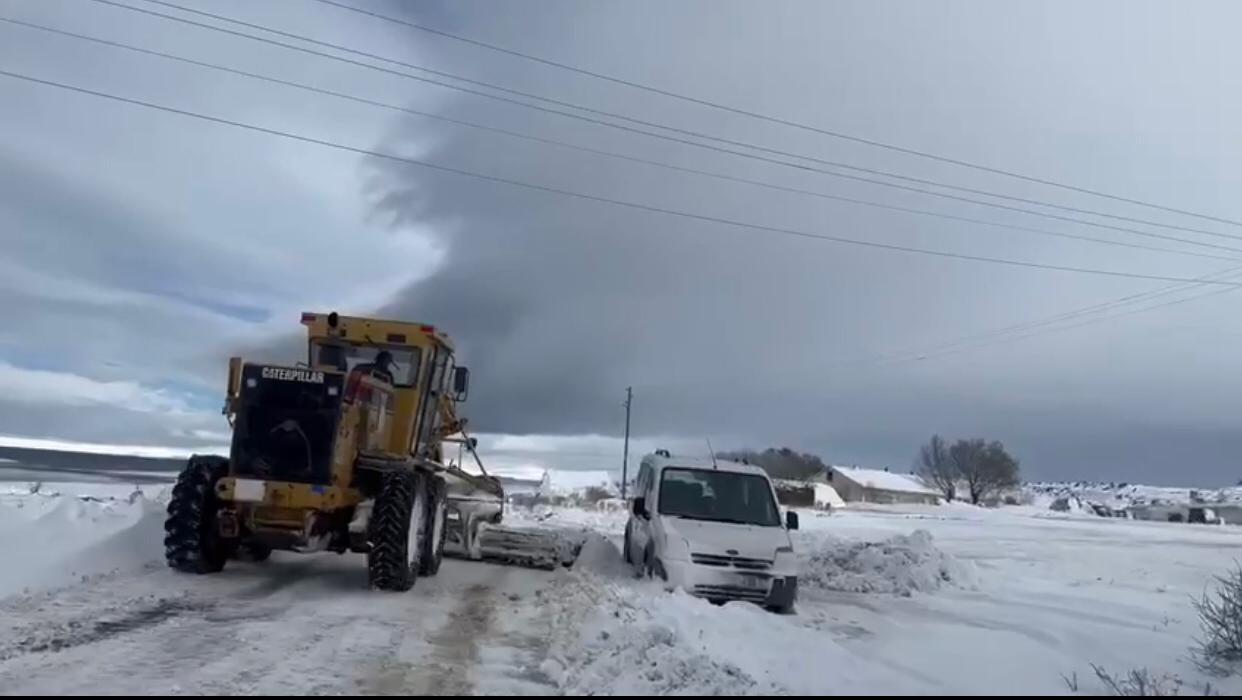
[772,478,846,510]
[826,466,941,505]
[536,469,617,498]
[772,478,814,507]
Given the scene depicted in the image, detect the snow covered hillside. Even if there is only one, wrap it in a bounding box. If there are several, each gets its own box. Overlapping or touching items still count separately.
[1,479,1241,694]
[1029,477,1242,503]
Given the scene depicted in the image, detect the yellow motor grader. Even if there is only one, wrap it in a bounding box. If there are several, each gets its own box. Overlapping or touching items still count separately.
[163,311,548,591]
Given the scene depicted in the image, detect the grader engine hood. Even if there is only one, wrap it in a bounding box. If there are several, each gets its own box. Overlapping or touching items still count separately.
[230,364,345,484]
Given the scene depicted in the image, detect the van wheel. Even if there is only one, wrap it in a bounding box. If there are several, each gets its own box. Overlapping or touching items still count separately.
[644,547,667,582]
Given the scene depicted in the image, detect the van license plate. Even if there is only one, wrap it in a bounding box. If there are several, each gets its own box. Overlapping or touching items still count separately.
[740,575,765,590]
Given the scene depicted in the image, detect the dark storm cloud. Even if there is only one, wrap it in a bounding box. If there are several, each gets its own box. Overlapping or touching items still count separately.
[367,0,1242,483]
[2,0,1240,484]
[0,0,444,447]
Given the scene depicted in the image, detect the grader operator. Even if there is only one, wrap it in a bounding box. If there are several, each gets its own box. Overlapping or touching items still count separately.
[163,311,500,590]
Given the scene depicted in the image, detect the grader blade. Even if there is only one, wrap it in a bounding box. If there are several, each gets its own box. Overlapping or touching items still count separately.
[440,465,585,570]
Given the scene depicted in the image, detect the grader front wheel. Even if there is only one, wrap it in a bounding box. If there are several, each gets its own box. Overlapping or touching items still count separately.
[367,471,420,592]
[164,455,231,574]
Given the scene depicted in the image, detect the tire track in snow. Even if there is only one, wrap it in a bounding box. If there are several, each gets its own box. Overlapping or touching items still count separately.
[420,582,496,694]
[367,576,502,695]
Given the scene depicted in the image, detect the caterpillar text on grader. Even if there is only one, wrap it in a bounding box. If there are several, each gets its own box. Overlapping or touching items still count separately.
[163,311,571,591]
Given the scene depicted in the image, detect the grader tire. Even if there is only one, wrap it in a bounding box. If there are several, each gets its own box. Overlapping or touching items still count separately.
[164,455,230,574]
[368,471,418,592]
[419,476,447,577]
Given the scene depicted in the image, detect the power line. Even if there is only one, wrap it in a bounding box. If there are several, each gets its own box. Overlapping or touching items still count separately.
[872,266,1242,366]
[309,0,1242,230]
[4,67,1240,290]
[7,16,1237,263]
[96,0,1242,245]
[899,283,1239,365]
[488,448,620,459]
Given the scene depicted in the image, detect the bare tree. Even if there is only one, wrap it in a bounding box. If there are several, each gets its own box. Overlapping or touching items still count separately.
[949,438,987,505]
[915,434,956,501]
[948,438,1020,505]
[1192,563,1242,675]
[977,440,1021,504]
[718,447,827,481]
[1089,664,1191,696]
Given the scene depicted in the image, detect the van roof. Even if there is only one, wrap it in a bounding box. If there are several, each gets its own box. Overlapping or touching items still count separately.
[641,452,771,478]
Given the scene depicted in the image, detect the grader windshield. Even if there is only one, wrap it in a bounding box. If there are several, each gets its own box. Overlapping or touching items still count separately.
[310,341,422,386]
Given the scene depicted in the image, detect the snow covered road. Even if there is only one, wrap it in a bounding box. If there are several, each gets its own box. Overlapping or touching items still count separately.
[0,553,559,694]
[4,482,1242,695]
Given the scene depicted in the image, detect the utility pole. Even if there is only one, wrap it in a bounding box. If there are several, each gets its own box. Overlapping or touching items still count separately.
[621,386,632,499]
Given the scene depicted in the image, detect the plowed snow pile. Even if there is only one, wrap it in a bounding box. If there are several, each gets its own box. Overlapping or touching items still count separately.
[539,573,783,695]
[0,491,165,598]
[802,529,977,596]
[572,533,631,578]
[538,566,935,695]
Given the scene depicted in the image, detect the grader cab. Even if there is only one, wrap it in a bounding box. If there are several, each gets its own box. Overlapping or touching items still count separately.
[163,311,515,591]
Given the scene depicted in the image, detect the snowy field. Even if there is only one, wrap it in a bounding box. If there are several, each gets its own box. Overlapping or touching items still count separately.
[1,480,1240,695]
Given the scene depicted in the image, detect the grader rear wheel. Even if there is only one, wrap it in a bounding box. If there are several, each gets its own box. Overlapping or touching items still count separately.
[419,476,447,576]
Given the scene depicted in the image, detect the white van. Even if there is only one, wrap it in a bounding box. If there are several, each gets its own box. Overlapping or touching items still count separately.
[624,451,799,613]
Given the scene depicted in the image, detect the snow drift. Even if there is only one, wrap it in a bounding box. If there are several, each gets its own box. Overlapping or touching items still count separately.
[539,572,783,695]
[538,567,936,695]
[801,529,977,596]
[0,491,165,598]
[572,533,630,578]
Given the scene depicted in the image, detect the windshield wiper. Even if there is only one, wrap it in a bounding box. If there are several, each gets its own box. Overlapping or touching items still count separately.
[667,513,765,525]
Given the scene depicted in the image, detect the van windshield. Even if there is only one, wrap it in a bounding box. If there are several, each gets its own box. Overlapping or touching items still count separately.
[658,468,781,527]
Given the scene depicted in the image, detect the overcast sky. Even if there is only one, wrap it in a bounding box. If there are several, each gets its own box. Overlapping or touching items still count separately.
[1,0,1240,485]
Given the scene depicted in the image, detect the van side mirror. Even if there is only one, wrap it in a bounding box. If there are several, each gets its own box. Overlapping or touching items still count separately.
[786,511,799,530]
[632,497,647,518]
[453,366,470,401]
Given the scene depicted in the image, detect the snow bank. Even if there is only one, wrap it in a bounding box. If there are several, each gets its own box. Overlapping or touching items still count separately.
[67,498,167,577]
[573,533,630,578]
[0,480,170,501]
[0,490,166,598]
[507,504,628,535]
[801,529,977,596]
[538,568,933,695]
[539,573,783,695]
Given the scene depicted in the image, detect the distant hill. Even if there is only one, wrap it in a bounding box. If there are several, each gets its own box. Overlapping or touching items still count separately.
[0,446,185,483]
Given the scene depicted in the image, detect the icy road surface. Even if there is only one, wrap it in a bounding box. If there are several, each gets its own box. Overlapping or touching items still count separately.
[0,554,560,694]
[2,481,1242,695]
